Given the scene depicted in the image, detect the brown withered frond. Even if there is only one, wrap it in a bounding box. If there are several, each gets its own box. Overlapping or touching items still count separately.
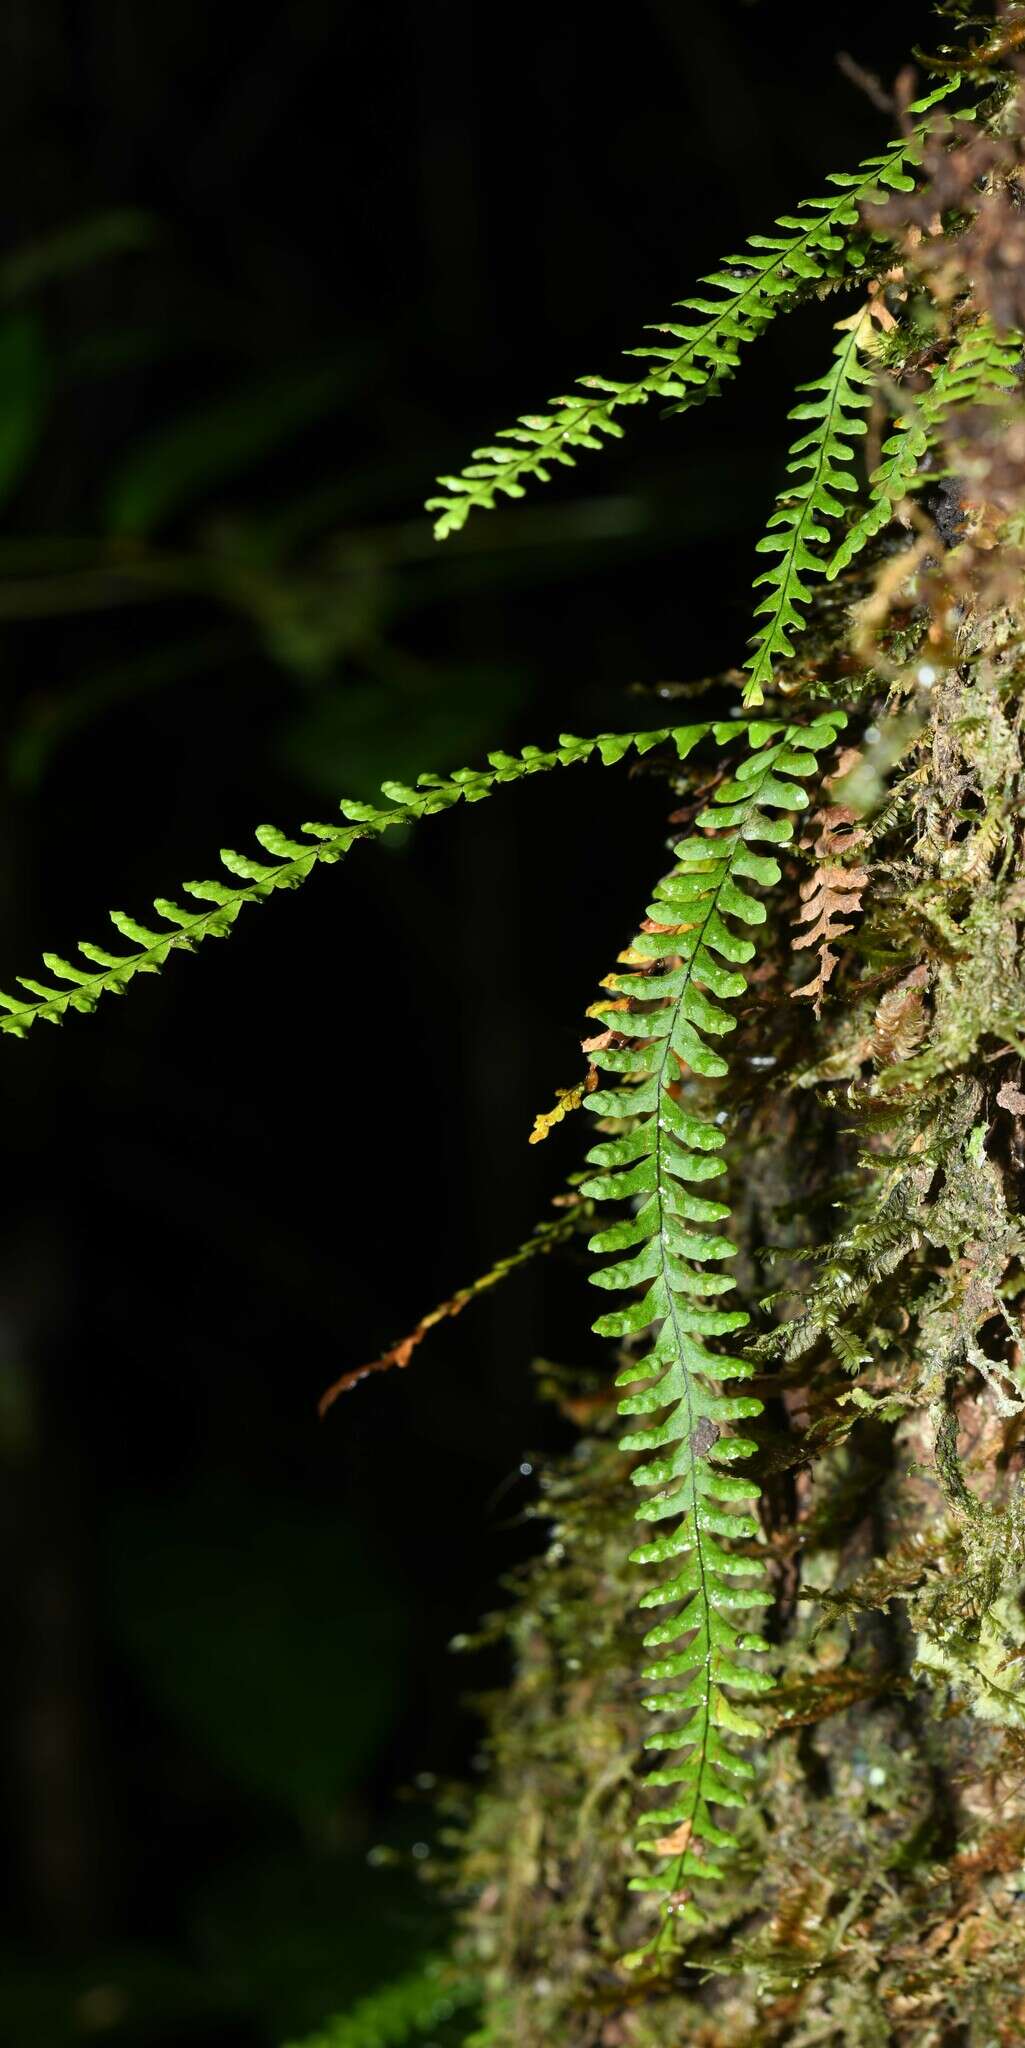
[870,966,930,1067]
[792,804,870,1013]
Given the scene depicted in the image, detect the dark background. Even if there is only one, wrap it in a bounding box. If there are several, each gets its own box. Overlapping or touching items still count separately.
[0,4,941,2041]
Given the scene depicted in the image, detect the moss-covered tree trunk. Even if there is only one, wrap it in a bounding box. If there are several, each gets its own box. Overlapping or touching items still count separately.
[456,651,1025,2044]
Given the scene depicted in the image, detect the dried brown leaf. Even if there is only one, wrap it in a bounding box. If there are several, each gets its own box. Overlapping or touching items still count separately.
[791,850,869,1014]
[650,1818,694,1857]
[870,966,929,1066]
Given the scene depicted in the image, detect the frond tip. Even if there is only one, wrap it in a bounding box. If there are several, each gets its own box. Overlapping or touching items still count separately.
[580,711,846,1958]
[318,1206,580,1413]
[743,310,875,705]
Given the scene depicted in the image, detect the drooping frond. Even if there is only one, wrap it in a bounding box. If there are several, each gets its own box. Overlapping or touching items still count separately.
[283,1960,478,2048]
[318,1203,584,1413]
[579,711,846,1959]
[827,317,1021,578]
[742,310,876,704]
[427,79,961,540]
[0,725,714,1040]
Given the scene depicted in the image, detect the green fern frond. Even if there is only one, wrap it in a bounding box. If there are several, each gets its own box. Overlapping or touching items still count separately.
[427,79,961,540]
[742,309,875,705]
[579,710,846,1959]
[0,725,713,1040]
[282,1960,478,2048]
[827,318,1021,578]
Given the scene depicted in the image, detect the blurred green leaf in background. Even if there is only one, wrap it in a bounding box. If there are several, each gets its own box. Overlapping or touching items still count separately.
[0,313,48,507]
[108,1492,406,1825]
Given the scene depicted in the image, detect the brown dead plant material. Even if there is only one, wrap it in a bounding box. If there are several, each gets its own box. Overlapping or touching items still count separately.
[318,1208,579,1413]
[650,1818,695,1858]
[870,966,930,1068]
[792,804,869,1014]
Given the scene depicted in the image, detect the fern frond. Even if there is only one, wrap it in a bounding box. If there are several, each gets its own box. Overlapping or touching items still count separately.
[742,310,876,705]
[579,710,846,1958]
[318,1204,583,1413]
[427,79,962,540]
[283,1960,478,2048]
[827,318,1021,578]
[0,725,713,1040]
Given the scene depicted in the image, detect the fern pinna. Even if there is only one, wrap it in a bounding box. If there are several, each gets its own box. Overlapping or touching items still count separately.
[580,713,844,1950]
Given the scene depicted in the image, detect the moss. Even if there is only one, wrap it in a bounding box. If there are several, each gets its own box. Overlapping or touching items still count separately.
[915,1594,1025,1728]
